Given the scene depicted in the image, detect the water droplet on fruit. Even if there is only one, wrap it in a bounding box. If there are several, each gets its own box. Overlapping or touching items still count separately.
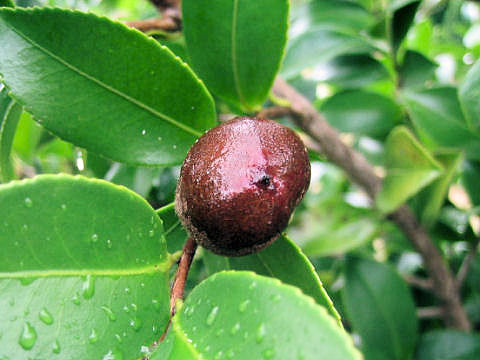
[206,306,219,326]
[19,322,37,350]
[39,307,54,325]
[24,198,33,208]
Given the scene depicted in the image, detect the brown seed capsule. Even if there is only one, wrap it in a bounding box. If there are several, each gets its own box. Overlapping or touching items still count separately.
[175,117,311,256]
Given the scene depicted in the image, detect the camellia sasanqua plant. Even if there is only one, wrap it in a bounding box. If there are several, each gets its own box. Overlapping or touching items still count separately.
[1,0,480,359]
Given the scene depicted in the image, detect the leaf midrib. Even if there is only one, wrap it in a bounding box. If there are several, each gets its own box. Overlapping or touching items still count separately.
[0,263,168,279]
[1,14,203,138]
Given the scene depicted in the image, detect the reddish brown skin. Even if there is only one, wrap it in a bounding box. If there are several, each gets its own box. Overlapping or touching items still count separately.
[175,117,311,256]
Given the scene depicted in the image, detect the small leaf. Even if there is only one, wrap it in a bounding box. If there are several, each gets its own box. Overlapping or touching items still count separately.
[320,90,401,139]
[0,175,170,359]
[462,160,480,206]
[343,257,419,360]
[0,87,22,182]
[290,0,374,34]
[459,59,480,132]
[156,202,188,254]
[203,234,342,325]
[403,87,480,160]
[0,0,14,8]
[153,271,362,360]
[322,54,389,88]
[377,126,443,214]
[388,0,421,53]
[399,50,437,88]
[415,330,480,360]
[282,29,374,79]
[416,151,463,228]
[0,7,216,165]
[183,0,289,111]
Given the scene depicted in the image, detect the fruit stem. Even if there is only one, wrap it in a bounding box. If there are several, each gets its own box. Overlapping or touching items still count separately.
[170,236,198,316]
[157,237,198,344]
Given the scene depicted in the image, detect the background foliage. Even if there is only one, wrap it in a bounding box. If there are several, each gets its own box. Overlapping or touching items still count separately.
[1,0,480,359]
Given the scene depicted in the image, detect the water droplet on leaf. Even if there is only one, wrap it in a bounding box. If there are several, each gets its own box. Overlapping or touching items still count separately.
[19,322,37,350]
[39,307,54,325]
[206,306,219,326]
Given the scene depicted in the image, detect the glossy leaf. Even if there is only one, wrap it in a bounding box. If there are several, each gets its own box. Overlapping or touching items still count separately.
[183,0,289,111]
[203,234,341,324]
[459,59,480,131]
[282,29,374,79]
[322,54,389,88]
[320,90,401,138]
[156,202,188,254]
[0,7,216,166]
[290,0,374,34]
[343,257,419,360]
[12,111,42,163]
[104,163,162,197]
[377,126,443,214]
[399,50,437,88]
[153,271,362,360]
[389,0,421,53]
[0,175,170,359]
[415,331,480,360]
[403,87,480,159]
[0,87,22,182]
[416,151,463,228]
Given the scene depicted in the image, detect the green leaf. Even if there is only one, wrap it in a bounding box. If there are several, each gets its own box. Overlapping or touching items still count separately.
[462,160,480,206]
[0,0,14,8]
[291,0,374,34]
[153,271,362,360]
[0,175,170,359]
[376,126,443,214]
[282,29,374,79]
[301,217,379,257]
[459,59,480,131]
[203,234,341,325]
[415,330,480,360]
[402,87,480,159]
[183,0,289,111]
[343,257,419,360]
[399,50,437,88]
[12,111,43,163]
[388,0,421,53]
[0,7,216,166]
[416,151,463,228]
[320,90,401,138]
[322,54,389,88]
[156,202,188,254]
[0,87,22,182]
[104,163,162,198]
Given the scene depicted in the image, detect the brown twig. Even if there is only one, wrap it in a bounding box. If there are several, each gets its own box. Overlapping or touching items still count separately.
[269,77,471,331]
[126,17,180,33]
[404,275,434,291]
[457,237,480,288]
[417,306,444,319]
